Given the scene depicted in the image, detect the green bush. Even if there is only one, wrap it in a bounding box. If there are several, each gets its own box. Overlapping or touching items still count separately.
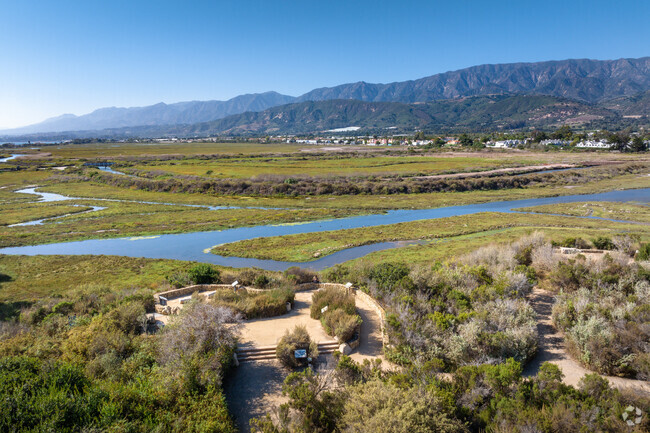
[368,262,411,291]
[322,264,353,284]
[555,237,591,249]
[211,287,294,319]
[166,270,193,288]
[188,263,220,284]
[276,325,319,368]
[310,287,356,320]
[284,266,318,284]
[637,243,650,261]
[592,236,615,250]
[321,308,362,342]
[253,274,270,288]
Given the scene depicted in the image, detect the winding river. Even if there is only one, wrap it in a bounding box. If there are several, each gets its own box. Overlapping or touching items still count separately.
[2,188,649,270]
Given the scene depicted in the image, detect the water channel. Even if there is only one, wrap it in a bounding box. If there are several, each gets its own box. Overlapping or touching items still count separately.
[2,187,648,271]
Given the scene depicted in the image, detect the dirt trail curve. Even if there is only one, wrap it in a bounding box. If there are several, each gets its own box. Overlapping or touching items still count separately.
[225,288,386,432]
[523,288,650,397]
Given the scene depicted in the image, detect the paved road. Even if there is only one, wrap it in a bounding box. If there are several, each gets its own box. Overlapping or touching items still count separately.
[523,288,650,397]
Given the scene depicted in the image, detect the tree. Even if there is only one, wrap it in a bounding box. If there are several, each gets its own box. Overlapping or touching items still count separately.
[551,125,573,140]
[607,132,630,151]
[630,136,648,152]
[458,133,473,147]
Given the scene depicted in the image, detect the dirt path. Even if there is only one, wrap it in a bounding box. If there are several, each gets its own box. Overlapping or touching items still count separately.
[238,290,332,348]
[349,292,385,365]
[524,288,650,396]
[225,288,387,432]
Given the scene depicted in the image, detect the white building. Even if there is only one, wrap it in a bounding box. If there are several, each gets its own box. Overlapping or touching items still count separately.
[576,140,612,149]
[488,139,523,148]
[540,139,570,146]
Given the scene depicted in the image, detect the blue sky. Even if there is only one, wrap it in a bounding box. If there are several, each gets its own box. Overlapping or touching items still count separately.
[1,0,648,128]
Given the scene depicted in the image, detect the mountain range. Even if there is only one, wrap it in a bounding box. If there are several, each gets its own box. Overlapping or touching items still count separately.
[1,92,295,135]
[2,57,650,138]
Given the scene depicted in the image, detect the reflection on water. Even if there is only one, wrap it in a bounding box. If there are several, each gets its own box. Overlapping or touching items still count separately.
[2,188,648,270]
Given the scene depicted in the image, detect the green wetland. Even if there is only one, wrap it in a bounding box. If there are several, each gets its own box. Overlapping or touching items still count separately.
[1,143,649,433]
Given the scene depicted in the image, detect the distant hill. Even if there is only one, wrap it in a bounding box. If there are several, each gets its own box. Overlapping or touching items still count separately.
[297,57,650,104]
[177,94,617,135]
[599,90,650,116]
[3,57,650,139]
[0,92,295,135]
[20,94,621,140]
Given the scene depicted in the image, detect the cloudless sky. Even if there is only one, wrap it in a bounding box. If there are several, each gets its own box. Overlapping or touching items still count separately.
[1,0,648,128]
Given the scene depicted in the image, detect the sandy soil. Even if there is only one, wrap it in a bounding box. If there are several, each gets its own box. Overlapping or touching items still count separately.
[238,290,333,348]
[523,288,650,397]
[225,288,387,432]
[348,292,385,365]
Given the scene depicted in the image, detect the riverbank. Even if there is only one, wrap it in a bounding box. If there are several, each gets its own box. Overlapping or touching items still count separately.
[209,210,650,262]
[2,188,649,271]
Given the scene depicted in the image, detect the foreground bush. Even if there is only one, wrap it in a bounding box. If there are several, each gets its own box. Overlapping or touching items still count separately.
[310,287,356,320]
[311,287,361,342]
[552,257,650,379]
[341,380,468,433]
[255,356,650,433]
[0,356,236,433]
[158,302,242,391]
[0,285,239,432]
[276,325,319,368]
[321,308,362,342]
[211,287,294,319]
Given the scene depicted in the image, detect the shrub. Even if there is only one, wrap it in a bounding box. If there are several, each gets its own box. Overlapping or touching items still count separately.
[233,268,267,286]
[211,287,294,319]
[253,274,270,288]
[555,237,591,249]
[158,303,241,391]
[322,264,353,284]
[310,287,355,320]
[276,325,319,368]
[321,308,362,342]
[613,235,637,256]
[340,380,468,433]
[166,271,193,288]
[188,264,221,285]
[284,267,318,284]
[592,236,615,250]
[368,262,411,292]
[637,243,650,261]
[551,262,650,379]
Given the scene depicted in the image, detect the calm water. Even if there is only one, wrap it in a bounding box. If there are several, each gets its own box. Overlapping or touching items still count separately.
[2,188,648,270]
[0,154,26,162]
